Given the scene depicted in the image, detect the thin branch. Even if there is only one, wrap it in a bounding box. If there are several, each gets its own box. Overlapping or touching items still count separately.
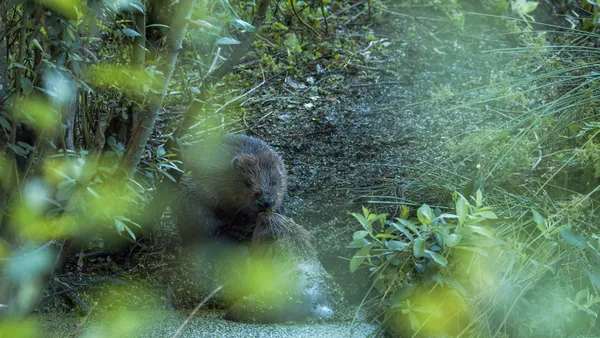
[171,285,223,338]
[69,301,98,337]
[320,0,329,36]
[290,0,321,37]
[189,68,266,130]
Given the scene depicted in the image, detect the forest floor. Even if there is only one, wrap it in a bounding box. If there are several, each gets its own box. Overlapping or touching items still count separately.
[39,4,512,337]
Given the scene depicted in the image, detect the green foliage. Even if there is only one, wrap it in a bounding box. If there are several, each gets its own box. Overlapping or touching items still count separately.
[348,191,505,336]
[406,6,600,335]
[452,128,537,185]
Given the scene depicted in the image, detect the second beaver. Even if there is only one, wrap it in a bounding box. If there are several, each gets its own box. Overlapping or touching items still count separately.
[176,134,287,243]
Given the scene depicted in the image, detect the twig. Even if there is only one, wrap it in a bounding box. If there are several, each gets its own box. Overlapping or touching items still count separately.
[189,68,266,130]
[207,47,222,74]
[320,0,329,36]
[320,0,367,20]
[171,285,223,338]
[69,301,98,337]
[531,131,542,170]
[290,0,321,37]
[349,81,408,88]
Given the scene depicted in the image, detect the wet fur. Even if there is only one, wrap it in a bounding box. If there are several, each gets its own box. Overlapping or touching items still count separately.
[252,212,315,259]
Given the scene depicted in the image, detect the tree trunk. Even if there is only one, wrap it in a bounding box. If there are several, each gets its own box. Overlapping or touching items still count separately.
[119,0,197,175]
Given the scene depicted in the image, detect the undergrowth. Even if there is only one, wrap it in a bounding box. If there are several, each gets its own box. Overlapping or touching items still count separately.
[349,2,600,337]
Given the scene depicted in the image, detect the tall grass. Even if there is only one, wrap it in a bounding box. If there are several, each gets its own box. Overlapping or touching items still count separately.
[363,13,600,337]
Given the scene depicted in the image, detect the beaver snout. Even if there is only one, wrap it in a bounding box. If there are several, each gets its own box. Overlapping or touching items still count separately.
[257,194,275,211]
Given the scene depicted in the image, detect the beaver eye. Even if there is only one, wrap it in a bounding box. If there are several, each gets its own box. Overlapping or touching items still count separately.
[244,180,252,188]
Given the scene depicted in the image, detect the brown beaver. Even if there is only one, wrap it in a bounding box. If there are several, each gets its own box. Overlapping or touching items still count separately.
[176,134,287,244]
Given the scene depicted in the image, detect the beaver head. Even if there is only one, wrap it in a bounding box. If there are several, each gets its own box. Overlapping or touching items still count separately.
[227,151,287,215]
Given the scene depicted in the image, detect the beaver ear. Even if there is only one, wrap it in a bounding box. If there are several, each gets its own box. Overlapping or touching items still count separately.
[231,157,240,169]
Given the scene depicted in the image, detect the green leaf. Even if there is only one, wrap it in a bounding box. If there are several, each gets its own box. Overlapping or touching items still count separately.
[400,205,410,219]
[425,250,447,266]
[531,209,546,231]
[390,284,416,305]
[353,230,369,240]
[473,210,498,219]
[348,238,369,249]
[122,28,141,37]
[45,208,62,219]
[408,312,420,331]
[446,233,462,247]
[396,218,419,235]
[7,144,25,157]
[350,244,372,273]
[521,1,539,14]
[469,225,496,239]
[560,229,586,247]
[216,37,241,45]
[17,142,34,152]
[413,238,425,258]
[283,33,301,53]
[123,224,136,240]
[147,24,170,29]
[32,39,44,53]
[12,62,30,71]
[56,180,76,201]
[386,240,409,251]
[161,170,177,183]
[20,77,33,95]
[586,266,600,290]
[0,116,10,130]
[233,18,255,32]
[438,213,459,219]
[376,233,398,240]
[575,288,588,304]
[417,204,433,225]
[351,212,372,233]
[115,219,126,232]
[391,222,414,241]
[456,194,468,224]
[129,1,144,13]
[444,276,467,297]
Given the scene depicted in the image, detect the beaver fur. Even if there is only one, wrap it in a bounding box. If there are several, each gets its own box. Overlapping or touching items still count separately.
[176,134,287,243]
[251,211,315,258]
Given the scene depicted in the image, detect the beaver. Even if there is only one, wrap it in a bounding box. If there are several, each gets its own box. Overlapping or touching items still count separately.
[176,134,287,244]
